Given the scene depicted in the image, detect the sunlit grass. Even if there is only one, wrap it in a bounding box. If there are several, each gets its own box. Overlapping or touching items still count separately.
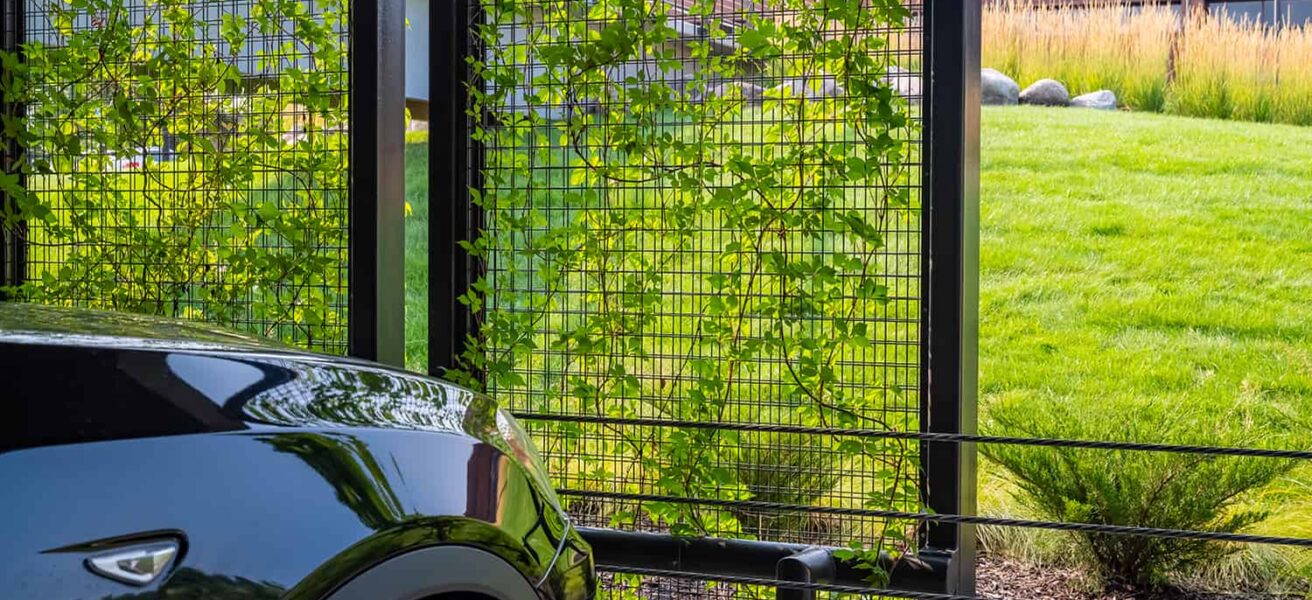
[404,140,431,370]
[979,105,1312,590]
[403,105,1312,586]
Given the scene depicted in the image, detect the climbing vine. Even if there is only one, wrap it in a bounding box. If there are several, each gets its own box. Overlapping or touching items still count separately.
[0,0,350,350]
[0,0,926,589]
[454,0,923,588]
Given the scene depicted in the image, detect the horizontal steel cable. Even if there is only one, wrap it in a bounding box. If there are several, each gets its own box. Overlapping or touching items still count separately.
[513,412,1312,460]
[599,565,990,599]
[559,489,1312,548]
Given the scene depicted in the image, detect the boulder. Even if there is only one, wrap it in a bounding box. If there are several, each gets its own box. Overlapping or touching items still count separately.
[884,66,921,101]
[770,77,844,100]
[1070,89,1117,110]
[816,79,845,99]
[1019,78,1069,106]
[981,68,1019,105]
[707,80,766,104]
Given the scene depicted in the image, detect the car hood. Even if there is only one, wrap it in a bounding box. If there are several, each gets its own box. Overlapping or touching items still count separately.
[0,303,506,454]
[0,304,585,599]
[0,302,292,352]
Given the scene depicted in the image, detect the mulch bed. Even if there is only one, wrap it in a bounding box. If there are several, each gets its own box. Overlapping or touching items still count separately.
[977,556,1301,600]
[596,554,1301,599]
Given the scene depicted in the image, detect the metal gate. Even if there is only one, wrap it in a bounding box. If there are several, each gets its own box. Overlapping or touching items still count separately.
[429,0,981,596]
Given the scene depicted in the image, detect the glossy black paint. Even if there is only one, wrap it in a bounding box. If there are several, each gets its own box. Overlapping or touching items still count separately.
[0,303,594,600]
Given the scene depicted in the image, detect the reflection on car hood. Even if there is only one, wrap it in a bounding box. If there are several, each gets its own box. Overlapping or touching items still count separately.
[0,303,503,453]
[0,302,293,352]
[229,354,502,444]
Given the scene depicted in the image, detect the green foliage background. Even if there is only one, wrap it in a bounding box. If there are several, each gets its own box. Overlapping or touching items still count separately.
[1,0,351,351]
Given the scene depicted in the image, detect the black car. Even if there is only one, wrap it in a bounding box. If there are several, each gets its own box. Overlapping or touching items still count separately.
[0,303,594,600]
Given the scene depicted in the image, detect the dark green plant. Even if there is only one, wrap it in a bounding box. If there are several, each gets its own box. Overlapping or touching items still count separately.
[982,397,1298,590]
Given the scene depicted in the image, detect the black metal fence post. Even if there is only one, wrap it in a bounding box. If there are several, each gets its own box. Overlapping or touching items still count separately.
[348,0,407,365]
[921,0,981,594]
[428,0,480,377]
[0,0,23,294]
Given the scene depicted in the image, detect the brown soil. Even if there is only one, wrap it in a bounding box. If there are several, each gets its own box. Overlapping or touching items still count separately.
[596,555,1303,598]
[977,556,1302,600]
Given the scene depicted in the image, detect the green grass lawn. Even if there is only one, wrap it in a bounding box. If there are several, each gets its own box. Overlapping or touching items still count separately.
[407,107,1312,416]
[403,107,1312,582]
[404,141,431,371]
[979,106,1312,416]
[978,106,1312,446]
[976,106,1312,586]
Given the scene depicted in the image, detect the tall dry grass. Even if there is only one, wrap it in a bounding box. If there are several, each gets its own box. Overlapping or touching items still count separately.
[983,0,1176,111]
[983,0,1312,125]
[1171,13,1312,124]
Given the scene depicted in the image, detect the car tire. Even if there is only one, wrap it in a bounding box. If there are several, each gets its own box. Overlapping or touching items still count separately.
[326,545,539,600]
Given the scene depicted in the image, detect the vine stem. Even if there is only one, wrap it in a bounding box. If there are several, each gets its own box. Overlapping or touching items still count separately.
[462,0,922,561]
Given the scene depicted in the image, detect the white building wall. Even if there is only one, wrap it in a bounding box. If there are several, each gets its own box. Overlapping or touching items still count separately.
[405,0,430,102]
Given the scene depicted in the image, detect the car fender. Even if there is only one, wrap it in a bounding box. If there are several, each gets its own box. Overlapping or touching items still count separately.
[0,429,558,599]
[325,545,538,600]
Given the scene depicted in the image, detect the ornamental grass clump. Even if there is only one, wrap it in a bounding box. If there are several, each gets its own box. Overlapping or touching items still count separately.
[1170,12,1312,126]
[983,0,1174,111]
[983,0,1312,125]
[982,396,1299,590]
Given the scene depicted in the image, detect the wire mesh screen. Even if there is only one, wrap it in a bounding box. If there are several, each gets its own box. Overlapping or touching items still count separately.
[12,0,351,353]
[469,0,926,591]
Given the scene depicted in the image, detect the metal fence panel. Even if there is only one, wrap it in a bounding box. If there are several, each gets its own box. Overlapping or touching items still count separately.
[0,0,22,290]
[439,0,979,594]
[1,0,405,361]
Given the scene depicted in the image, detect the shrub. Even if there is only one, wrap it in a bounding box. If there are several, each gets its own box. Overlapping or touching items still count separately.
[981,396,1299,589]
[731,433,845,543]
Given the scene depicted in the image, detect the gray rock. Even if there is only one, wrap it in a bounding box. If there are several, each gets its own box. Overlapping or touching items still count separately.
[981,68,1019,105]
[816,79,845,99]
[1070,89,1117,110]
[1019,78,1069,106]
[770,77,844,100]
[707,80,766,104]
[884,66,921,101]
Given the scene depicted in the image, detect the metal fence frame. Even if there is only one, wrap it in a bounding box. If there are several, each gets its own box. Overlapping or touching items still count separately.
[3,0,979,590]
[9,1,1312,597]
[349,0,408,365]
[0,0,22,293]
[921,0,982,593]
[428,0,981,595]
[3,0,981,592]
[428,0,481,377]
